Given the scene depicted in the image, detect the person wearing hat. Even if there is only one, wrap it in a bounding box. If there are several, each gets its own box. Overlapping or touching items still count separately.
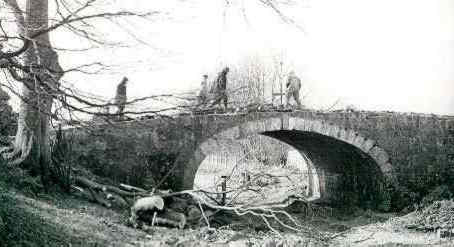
[197,74,209,107]
[285,71,302,109]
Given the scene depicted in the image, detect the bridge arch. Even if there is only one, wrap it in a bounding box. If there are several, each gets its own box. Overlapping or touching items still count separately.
[183,116,396,208]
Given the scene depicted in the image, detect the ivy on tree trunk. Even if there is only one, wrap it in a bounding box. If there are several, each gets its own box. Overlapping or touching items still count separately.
[2,0,63,189]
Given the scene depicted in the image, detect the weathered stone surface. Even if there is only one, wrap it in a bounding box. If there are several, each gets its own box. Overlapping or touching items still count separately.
[281,114,289,130]
[343,130,357,145]
[217,126,240,140]
[352,135,365,149]
[369,146,390,165]
[292,118,308,131]
[337,128,348,141]
[328,124,340,138]
[361,139,376,153]
[311,121,323,133]
[380,162,393,174]
[288,117,297,130]
[75,110,454,208]
[264,118,281,132]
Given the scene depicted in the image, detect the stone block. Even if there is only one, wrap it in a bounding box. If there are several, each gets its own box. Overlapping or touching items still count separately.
[294,118,309,131]
[369,146,390,165]
[239,121,257,137]
[265,118,281,132]
[302,120,312,132]
[311,121,323,133]
[282,114,289,130]
[288,117,297,130]
[337,128,348,142]
[379,162,393,174]
[361,139,376,153]
[437,228,454,239]
[319,123,331,136]
[352,135,366,150]
[328,124,340,138]
[344,130,357,145]
[256,120,267,133]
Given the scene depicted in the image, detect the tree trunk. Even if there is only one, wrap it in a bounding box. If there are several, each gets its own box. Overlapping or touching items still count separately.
[3,0,62,188]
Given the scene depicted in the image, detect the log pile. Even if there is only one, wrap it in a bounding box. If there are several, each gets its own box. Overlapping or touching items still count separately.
[72,177,148,208]
[71,177,217,230]
[69,175,322,239]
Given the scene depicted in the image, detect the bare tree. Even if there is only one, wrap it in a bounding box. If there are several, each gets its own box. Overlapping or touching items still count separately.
[0,1,62,188]
[0,0,157,188]
[227,53,293,109]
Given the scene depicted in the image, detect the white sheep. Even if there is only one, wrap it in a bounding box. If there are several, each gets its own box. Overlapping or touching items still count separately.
[130,195,164,228]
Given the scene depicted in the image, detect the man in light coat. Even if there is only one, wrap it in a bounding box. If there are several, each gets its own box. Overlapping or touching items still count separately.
[285,71,302,109]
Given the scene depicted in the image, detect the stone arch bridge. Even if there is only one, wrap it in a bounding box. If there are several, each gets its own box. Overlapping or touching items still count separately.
[76,110,454,208]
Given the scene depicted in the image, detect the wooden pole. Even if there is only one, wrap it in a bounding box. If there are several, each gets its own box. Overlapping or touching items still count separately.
[280,62,283,107]
[221,175,228,205]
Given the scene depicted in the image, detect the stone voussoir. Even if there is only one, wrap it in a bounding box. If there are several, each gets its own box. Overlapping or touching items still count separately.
[264,118,281,132]
[288,117,297,130]
[361,139,376,153]
[368,146,390,165]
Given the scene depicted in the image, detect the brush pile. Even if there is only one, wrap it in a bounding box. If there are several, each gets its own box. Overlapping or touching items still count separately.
[406,200,454,232]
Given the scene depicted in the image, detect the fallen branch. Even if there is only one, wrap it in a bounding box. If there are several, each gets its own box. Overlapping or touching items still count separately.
[180,190,328,241]
[352,231,376,244]
[72,178,135,208]
[69,176,329,242]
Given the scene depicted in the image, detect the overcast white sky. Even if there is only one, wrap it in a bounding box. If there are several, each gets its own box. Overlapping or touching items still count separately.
[3,0,454,115]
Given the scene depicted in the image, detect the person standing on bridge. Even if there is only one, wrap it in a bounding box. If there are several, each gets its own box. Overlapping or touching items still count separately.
[115,76,128,120]
[197,74,209,107]
[285,71,302,109]
[211,67,230,110]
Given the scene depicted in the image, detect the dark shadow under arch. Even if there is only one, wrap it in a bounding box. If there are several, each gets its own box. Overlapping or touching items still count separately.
[263,130,385,208]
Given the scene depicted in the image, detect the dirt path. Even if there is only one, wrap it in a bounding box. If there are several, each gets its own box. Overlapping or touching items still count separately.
[329,213,454,246]
[9,191,454,246]
[11,192,320,246]
[13,192,148,246]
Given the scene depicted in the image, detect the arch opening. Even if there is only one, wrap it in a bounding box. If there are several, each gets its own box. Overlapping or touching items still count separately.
[193,134,321,206]
[185,117,392,210]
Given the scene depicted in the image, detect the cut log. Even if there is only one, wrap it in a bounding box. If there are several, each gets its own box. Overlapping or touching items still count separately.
[106,192,130,208]
[139,209,186,229]
[87,186,111,208]
[150,217,181,229]
[120,183,147,193]
[75,177,146,196]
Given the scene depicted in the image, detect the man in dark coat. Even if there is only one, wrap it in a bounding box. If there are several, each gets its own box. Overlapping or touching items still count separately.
[211,67,229,109]
[197,74,209,107]
[115,77,128,119]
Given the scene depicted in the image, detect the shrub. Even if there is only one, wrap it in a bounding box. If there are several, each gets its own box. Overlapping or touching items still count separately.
[49,125,74,193]
[421,185,452,207]
[0,89,17,139]
[240,135,289,167]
